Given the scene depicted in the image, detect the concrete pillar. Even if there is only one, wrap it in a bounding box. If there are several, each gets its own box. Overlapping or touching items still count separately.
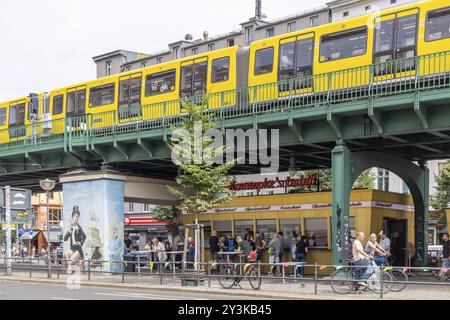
[60,170,126,273]
[331,142,352,266]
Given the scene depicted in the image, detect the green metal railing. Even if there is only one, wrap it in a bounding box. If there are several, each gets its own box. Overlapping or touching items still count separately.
[0,50,449,153]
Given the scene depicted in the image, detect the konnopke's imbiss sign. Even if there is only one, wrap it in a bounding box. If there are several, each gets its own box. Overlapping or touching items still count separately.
[199,201,414,214]
[229,174,319,192]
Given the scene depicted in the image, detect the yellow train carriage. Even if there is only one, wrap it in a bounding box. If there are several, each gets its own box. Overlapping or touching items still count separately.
[248,0,450,104]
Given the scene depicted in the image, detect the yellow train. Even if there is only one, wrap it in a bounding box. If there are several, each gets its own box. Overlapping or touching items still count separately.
[0,0,449,144]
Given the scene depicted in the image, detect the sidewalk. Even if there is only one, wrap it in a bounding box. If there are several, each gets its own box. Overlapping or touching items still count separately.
[2,270,450,300]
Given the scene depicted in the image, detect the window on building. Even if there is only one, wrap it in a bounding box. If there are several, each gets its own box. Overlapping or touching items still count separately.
[141,61,147,68]
[52,94,63,115]
[0,108,6,126]
[214,220,232,238]
[287,22,297,32]
[310,15,320,27]
[208,43,215,51]
[227,38,235,47]
[254,47,274,75]
[266,27,275,38]
[49,209,62,224]
[145,69,176,96]
[377,169,390,191]
[106,60,112,76]
[390,0,397,4]
[89,83,115,107]
[156,57,163,64]
[143,203,150,212]
[125,66,131,72]
[280,219,301,249]
[343,11,349,18]
[365,5,371,11]
[200,221,212,249]
[192,48,198,56]
[211,57,230,83]
[305,218,328,248]
[426,7,450,42]
[128,203,134,213]
[256,219,277,244]
[246,26,255,45]
[173,46,180,59]
[320,27,367,62]
[234,220,254,238]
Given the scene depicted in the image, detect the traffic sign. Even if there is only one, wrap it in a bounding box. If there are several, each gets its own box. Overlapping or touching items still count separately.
[28,229,33,236]
[18,228,25,236]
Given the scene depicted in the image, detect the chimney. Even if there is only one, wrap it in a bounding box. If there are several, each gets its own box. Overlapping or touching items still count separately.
[203,31,209,41]
[255,0,262,19]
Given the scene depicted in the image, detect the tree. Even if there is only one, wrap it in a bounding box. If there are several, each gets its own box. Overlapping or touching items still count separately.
[153,205,180,236]
[167,98,237,225]
[430,162,450,228]
[352,169,376,189]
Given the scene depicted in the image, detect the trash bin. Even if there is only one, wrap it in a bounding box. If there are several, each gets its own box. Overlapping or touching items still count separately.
[124,253,136,273]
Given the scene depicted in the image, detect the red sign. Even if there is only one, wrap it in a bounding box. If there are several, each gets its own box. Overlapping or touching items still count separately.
[124,216,167,226]
[229,174,319,192]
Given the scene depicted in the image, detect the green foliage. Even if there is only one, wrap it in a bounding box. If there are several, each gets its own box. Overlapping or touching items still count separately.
[353,169,376,190]
[430,161,450,211]
[153,206,175,222]
[299,168,375,191]
[167,98,237,223]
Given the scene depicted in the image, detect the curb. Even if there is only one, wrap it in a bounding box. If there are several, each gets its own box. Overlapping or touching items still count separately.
[0,276,326,300]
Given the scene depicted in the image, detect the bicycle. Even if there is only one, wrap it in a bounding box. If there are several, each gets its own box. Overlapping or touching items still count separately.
[434,257,450,281]
[374,254,408,292]
[330,259,393,295]
[218,256,261,290]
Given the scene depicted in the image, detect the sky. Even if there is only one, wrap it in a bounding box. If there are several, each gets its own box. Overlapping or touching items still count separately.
[0,0,328,101]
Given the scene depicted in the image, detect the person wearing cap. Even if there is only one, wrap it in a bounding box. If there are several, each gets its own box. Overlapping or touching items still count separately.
[63,205,86,274]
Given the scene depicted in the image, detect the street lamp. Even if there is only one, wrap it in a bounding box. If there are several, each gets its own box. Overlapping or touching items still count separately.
[175,168,182,185]
[40,179,55,279]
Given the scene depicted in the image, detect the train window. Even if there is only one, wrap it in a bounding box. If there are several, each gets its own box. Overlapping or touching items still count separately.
[90,83,115,107]
[254,47,274,75]
[9,103,25,125]
[67,89,86,115]
[279,42,295,73]
[193,62,207,96]
[119,77,141,106]
[211,57,230,83]
[180,65,193,92]
[297,38,314,68]
[374,19,395,63]
[426,7,450,42]
[0,108,6,126]
[52,95,63,115]
[396,15,417,49]
[145,70,176,96]
[320,28,367,62]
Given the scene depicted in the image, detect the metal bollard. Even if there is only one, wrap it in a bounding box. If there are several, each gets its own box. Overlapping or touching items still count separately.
[4,258,6,276]
[57,261,60,279]
[314,263,318,295]
[29,257,32,278]
[160,262,163,285]
[137,253,141,277]
[172,253,176,279]
[282,264,286,284]
[380,265,384,299]
[208,262,211,288]
[88,259,91,281]
[122,262,125,283]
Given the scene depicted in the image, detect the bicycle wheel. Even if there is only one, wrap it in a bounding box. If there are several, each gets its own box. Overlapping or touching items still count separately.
[247,265,261,290]
[367,271,393,294]
[219,266,237,289]
[330,269,353,294]
[390,269,408,292]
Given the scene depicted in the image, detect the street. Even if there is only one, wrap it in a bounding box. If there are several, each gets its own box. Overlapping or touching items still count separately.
[0,280,260,300]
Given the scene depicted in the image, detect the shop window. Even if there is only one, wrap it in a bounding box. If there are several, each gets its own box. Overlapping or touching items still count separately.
[305,218,328,248]
[254,47,274,75]
[214,220,232,239]
[320,27,367,62]
[234,220,254,239]
[426,8,450,42]
[280,219,301,249]
[256,219,277,243]
[200,221,211,249]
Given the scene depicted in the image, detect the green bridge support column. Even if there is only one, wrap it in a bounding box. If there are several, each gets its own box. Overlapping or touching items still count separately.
[331,142,352,266]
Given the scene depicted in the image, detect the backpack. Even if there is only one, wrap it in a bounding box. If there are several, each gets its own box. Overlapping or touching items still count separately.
[268,239,276,255]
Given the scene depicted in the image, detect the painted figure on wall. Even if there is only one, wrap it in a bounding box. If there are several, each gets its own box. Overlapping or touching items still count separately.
[63,205,86,274]
[108,226,123,273]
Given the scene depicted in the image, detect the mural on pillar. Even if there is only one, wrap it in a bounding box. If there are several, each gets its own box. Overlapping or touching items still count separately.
[336,205,342,253]
[62,179,125,273]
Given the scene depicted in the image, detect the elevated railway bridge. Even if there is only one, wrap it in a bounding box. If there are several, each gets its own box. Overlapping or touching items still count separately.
[0,53,449,265]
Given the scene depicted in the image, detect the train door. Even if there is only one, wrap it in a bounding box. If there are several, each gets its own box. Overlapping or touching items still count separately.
[278,33,315,96]
[0,105,7,143]
[180,58,208,101]
[373,9,419,81]
[8,100,26,140]
[118,73,142,122]
[66,86,87,129]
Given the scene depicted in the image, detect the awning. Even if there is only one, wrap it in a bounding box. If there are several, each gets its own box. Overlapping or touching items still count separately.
[20,231,39,240]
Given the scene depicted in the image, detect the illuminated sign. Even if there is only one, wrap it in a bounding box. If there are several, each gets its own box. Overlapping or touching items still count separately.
[229,174,319,192]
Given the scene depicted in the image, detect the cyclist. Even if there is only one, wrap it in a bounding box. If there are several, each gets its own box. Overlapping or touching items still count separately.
[365,233,389,266]
[438,233,450,279]
[353,232,374,288]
